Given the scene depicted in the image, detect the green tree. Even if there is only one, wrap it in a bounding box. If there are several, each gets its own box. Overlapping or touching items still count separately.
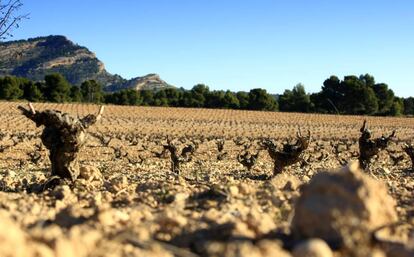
[81,80,104,103]
[44,73,71,102]
[0,76,23,100]
[190,84,209,107]
[179,90,193,107]
[359,73,375,88]
[390,97,404,116]
[361,86,379,115]
[104,91,122,105]
[279,89,294,111]
[223,90,240,109]
[317,75,343,113]
[154,90,169,106]
[373,83,395,115]
[163,88,182,106]
[104,89,142,105]
[125,89,142,105]
[248,88,278,111]
[279,84,312,112]
[22,81,43,102]
[70,86,82,102]
[403,97,414,115]
[206,90,225,108]
[341,76,378,115]
[316,75,380,115]
[309,92,326,113]
[140,90,154,106]
[205,90,240,109]
[236,91,249,109]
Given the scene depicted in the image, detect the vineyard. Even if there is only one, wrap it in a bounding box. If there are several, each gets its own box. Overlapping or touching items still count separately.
[0,101,413,257]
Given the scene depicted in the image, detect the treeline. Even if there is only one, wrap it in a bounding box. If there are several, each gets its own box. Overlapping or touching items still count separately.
[0,74,104,103]
[1,73,414,116]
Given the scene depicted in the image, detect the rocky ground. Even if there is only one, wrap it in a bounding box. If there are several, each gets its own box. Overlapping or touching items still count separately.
[0,102,413,257]
[0,140,413,257]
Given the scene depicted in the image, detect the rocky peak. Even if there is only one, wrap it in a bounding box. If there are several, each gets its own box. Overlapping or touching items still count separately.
[0,35,173,92]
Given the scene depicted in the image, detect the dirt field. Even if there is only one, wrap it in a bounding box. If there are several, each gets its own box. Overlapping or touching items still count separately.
[0,102,413,257]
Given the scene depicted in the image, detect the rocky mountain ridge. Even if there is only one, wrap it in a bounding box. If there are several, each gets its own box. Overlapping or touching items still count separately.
[0,35,173,91]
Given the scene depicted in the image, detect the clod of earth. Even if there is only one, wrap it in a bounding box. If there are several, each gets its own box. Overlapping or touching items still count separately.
[291,161,398,253]
[18,103,104,181]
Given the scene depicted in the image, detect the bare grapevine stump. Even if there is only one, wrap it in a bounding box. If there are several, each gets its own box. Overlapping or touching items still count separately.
[18,103,104,181]
[155,138,198,174]
[358,120,395,169]
[403,144,414,170]
[261,129,311,176]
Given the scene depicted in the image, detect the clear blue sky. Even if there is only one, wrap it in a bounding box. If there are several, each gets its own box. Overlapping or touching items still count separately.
[8,0,414,97]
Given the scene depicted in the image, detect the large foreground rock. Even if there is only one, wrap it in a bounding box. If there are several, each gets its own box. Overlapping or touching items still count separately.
[0,211,27,257]
[292,238,333,257]
[291,162,398,247]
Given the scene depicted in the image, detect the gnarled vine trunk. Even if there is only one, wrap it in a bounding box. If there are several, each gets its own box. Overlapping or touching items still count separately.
[18,103,104,181]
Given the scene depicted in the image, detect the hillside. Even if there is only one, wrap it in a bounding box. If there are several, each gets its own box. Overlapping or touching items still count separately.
[0,35,173,91]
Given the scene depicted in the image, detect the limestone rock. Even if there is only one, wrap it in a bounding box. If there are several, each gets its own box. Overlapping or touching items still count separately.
[292,238,333,257]
[79,165,102,181]
[106,176,128,193]
[291,162,397,246]
[0,211,26,257]
[256,240,292,257]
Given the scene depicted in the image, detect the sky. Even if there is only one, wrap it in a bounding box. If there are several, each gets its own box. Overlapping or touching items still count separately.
[7,0,414,96]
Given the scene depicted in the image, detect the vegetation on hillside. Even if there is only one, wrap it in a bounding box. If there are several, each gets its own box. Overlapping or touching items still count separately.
[0,73,413,116]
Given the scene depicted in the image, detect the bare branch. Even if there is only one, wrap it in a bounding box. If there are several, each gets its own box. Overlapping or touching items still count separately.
[360,120,367,133]
[297,126,302,137]
[28,102,35,114]
[0,0,28,39]
[96,105,105,121]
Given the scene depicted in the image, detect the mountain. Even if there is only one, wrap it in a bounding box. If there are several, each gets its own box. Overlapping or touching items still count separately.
[0,35,173,91]
[105,73,172,91]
